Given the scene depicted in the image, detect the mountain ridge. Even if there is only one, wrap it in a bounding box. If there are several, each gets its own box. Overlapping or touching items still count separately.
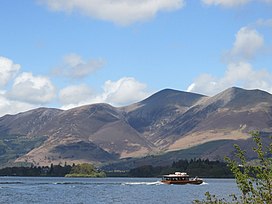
[0,87,271,167]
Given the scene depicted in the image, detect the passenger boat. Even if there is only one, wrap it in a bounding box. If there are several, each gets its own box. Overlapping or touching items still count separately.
[161,172,203,185]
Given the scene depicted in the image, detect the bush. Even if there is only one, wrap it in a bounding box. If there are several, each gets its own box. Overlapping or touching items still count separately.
[194,131,272,204]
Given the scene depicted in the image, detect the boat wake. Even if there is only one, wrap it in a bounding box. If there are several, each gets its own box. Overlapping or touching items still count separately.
[200,182,208,185]
[122,181,162,186]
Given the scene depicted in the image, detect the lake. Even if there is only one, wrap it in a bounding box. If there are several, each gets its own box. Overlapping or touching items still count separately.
[0,177,239,204]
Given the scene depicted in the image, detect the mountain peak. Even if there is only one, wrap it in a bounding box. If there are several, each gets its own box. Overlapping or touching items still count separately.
[69,103,117,113]
[220,86,245,96]
[1,87,272,167]
[141,88,206,106]
[205,87,272,109]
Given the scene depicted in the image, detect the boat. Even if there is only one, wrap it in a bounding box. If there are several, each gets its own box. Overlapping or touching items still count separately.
[161,172,203,185]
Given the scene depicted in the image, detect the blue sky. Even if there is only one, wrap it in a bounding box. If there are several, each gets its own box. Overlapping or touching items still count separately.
[0,0,271,116]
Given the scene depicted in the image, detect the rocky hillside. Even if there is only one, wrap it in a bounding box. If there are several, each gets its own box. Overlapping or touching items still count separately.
[0,87,271,167]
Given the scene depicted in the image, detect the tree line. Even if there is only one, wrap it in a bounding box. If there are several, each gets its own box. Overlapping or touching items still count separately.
[0,164,73,177]
[0,163,105,177]
[0,159,234,178]
[128,158,233,178]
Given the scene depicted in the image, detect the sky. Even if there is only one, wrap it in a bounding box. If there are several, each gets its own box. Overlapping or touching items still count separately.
[0,0,272,116]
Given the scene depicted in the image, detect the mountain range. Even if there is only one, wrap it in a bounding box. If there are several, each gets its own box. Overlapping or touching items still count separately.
[0,87,272,168]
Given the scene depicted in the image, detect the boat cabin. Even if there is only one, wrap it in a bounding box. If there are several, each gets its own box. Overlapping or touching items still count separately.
[162,172,189,181]
[161,172,203,185]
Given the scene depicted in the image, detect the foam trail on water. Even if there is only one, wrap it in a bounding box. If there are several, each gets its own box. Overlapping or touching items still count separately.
[122,181,162,186]
[201,182,208,185]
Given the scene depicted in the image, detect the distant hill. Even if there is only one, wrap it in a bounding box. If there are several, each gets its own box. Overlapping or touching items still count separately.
[0,87,271,168]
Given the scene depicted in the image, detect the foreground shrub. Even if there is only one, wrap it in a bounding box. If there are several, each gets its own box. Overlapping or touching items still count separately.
[194,131,272,204]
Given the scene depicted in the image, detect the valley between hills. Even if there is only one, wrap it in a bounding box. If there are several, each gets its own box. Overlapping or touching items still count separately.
[0,87,272,169]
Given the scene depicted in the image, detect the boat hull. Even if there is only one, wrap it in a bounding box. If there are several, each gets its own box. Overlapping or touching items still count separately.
[161,179,203,185]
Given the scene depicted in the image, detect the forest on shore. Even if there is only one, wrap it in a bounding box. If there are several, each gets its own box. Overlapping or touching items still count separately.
[0,163,105,177]
[127,158,233,178]
[0,159,233,178]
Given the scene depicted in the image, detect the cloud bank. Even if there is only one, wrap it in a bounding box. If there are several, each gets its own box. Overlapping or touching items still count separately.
[8,72,56,104]
[0,56,21,87]
[0,55,150,116]
[187,62,272,95]
[226,27,264,61]
[59,84,93,106]
[101,77,149,105]
[60,77,150,109]
[39,0,185,25]
[187,26,272,95]
[0,56,57,116]
[0,93,36,116]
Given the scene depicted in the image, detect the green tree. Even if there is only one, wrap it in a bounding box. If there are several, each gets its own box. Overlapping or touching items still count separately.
[65,163,106,177]
[194,131,272,204]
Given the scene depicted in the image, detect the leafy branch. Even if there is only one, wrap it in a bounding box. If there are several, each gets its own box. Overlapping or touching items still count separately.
[194,131,272,204]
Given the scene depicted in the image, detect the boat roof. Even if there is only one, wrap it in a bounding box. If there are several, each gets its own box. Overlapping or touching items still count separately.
[163,172,189,177]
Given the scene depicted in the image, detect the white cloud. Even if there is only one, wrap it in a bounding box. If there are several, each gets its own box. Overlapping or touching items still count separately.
[53,53,104,79]
[101,77,149,105]
[60,77,150,109]
[255,19,272,27]
[8,72,56,104]
[0,92,36,116]
[39,0,184,25]
[188,25,271,96]
[187,62,272,95]
[225,27,264,61]
[202,0,251,7]
[0,56,57,117]
[202,0,272,7]
[0,56,20,87]
[59,84,93,106]
[187,74,217,95]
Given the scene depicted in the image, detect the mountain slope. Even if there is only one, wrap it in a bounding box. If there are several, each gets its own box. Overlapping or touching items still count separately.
[14,103,154,165]
[0,87,272,167]
[123,89,207,145]
[167,87,272,150]
[0,108,63,136]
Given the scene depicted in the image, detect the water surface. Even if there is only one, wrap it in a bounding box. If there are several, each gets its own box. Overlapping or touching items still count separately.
[0,177,239,204]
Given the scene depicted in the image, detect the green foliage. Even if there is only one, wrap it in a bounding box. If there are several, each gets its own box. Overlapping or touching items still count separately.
[65,163,106,177]
[0,163,106,177]
[129,165,163,177]
[194,192,229,204]
[0,134,47,166]
[129,159,232,178]
[47,164,72,177]
[194,131,272,204]
[0,164,72,177]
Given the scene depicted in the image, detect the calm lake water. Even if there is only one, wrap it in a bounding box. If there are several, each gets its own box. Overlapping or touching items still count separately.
[0,177,239,204]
